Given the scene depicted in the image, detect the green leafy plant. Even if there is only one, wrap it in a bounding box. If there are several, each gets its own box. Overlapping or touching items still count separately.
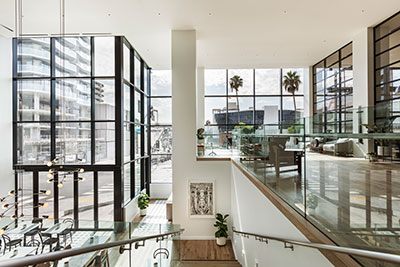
[363,117,396,147]
[214,213,229,238]
[229,75,243,124]
[234,123,255,134]
[287,125,301,134]
[283,71,302,113]
[306,193,318,210]
[197,128,205,140]
[137,192,149,210]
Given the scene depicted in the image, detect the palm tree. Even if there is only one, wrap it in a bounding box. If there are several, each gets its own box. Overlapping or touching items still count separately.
[229,75,243,124]
[283,71,302,115]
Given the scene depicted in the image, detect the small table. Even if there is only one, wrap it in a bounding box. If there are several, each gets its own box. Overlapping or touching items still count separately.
[0,247,36,260]
[57,236,110,267]
[6,223,39,235]
[43,222,72,248]
[284,148,304,176]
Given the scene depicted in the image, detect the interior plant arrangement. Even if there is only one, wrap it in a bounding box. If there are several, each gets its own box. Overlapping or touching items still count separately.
[138,192,149,216]
[214,213,229,246]
[283,71,302,117]
[306,193,318,215]
[197,128,205,144]
[363,116,396,157]
[229,75,243,124]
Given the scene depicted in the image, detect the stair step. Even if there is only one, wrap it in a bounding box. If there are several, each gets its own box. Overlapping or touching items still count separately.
[179,260,241,267]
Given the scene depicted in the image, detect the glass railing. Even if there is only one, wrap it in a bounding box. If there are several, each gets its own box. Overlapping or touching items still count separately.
[0,216,180,267]
[199,103,400,266]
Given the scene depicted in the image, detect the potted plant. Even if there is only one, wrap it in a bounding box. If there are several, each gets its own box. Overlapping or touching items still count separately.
[363,117,395,157]
[138,192,149,216]
[197,128,205,144]
[229,75,243,124]
[283,71,302,119]
[214,213,229,246]
[306,193,318,215]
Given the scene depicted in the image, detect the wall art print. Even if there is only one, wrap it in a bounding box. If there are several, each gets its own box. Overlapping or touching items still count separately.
[189,181,214,218]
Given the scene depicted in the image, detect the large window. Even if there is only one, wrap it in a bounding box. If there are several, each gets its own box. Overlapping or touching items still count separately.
[204,68,304,135]
[13,36,150,222]
[374,12,400,132]
[312,42,353,133]
[150,70,172,184]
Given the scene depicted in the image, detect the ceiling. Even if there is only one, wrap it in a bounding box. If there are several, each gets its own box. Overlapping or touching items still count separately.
[1,0,400,69]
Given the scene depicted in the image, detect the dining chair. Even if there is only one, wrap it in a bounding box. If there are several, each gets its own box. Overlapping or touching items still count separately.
[26,239,41,255]
[38,232,59,253]
[58,218,74,246]
[2,234,22,253]
[24,218,43,245]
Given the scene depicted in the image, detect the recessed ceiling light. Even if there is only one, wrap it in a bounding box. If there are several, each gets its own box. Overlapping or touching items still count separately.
[283,10,287,15]
[158,12,161,16]
[208,12,212,16]
[108,14,111,17]
[361,9,365,13]
[323,40,327,43]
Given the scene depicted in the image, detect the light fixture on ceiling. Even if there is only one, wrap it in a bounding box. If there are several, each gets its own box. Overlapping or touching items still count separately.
[283,10,288,15]
[208,12,212,16]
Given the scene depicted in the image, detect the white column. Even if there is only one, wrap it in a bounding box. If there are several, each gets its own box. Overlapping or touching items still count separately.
[196,67,205,129]
[171,30,232,239]
[171,29,198,225]
[0,34,14,197]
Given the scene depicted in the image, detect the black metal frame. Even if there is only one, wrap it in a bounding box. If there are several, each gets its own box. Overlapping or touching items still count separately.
[12,36,151,222]
[204,68,305,139]
[373,10,400,123]
[312,42,353,134]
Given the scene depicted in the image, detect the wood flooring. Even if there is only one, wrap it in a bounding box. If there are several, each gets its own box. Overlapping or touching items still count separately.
[180,240,236,261]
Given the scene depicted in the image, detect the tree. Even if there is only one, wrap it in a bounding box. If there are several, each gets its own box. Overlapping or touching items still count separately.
[229,75,243,124]
[283,71,302,114]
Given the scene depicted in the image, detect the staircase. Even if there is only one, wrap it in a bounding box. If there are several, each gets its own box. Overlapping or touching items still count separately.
[179,260,241,267]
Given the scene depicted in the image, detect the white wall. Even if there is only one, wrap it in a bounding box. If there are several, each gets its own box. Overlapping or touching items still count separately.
[172,30,231,239]
[231,163,332,267]
[0,32,14,198]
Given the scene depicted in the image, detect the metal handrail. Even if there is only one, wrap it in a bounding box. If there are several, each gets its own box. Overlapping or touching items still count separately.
[233,229,400,264]
[0,229,184,267]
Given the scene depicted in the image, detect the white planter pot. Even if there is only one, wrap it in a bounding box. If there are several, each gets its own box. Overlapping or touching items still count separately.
[140,208,147,216]
[377,146,390,157]
[216,237,226,246]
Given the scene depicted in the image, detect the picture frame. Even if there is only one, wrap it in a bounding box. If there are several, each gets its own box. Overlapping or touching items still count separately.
[188,180,215,218]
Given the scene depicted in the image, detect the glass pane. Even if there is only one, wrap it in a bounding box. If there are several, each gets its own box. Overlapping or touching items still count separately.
[135,125,142,158]
[19,172,33,217]
[144,66,149,94]
[144,126,149,156]
[78,172,94,220]
[326,51,339,67]
[151,126,172,154]
[95,79,115,120]
[124,84,131,122]
[58,171,73,219]
[39,172,53,218]
[94,37,115,77]
[255,69,280,95]
[150,98,171,125]
[205,69,226,95]
[55,79,91,121]
[227,97,253,125]
[55,122,91,164]
[98,172,114,221]
[376,45,400,69]
[124,123,131,163]
[17,80,51,121]
[341,43,352,58]
[123,45,130,81]
[135,160,141,195]
[228,69,253,95]
[255,97,281,124]
[135,55,141,88]
[135,90,141,123]
[151,70,171,96]
[283,69,304,95]
[17,38,51,77]
[283,96,304,121]
[55,37,91,77]
[143,95,148,125]
[375,14,400,40]
[204,97,226,126]
[124,164,131,203]
[151,155,172,183]
[95,122,115,164]
[17,123,51,165]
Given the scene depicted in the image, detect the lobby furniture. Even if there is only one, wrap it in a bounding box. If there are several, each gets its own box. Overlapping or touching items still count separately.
[2,234,22,253]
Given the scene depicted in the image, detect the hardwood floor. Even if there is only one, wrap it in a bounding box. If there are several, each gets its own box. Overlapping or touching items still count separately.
[180,240,236,261]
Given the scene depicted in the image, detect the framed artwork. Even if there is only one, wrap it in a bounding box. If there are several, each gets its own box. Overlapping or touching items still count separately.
[188,180,215,218]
